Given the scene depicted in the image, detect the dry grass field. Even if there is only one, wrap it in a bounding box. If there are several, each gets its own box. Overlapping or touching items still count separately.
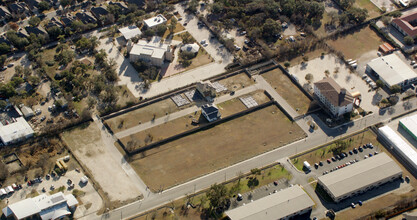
[217,73,254,91]
[130,105,305,191]
[105,99,180,133]
[262,68,312,114]
[328,26,383,60]
[119,111,205,150]
[217,90,270,117]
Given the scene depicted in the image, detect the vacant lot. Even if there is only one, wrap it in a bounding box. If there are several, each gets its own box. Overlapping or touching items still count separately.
[105,99,179,133]
[262,68,312,114]
[355,0,381,18]
[120,111,204,150]
[217,90,270,117]
[184,49,213,71]
[217,73,254,92]
[130,105,305,191]
[61,122,142,202]
[328,26,383,60]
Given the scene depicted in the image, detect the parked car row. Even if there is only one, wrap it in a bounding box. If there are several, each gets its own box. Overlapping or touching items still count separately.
[0,183,22,197]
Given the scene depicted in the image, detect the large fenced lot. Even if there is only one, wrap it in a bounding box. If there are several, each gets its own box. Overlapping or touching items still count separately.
[129,104,305,191]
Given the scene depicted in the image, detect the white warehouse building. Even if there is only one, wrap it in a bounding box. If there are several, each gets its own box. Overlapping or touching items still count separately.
[366,53,417,89]
[318,152,402,202]
[225,185,314,220]
[0,117,34,145]
[379,125,417,172]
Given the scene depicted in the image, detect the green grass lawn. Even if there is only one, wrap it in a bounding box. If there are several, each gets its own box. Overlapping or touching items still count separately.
[225,165,292,195]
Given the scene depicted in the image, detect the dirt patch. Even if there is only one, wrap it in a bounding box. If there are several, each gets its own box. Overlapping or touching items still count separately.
[61,122,142,202]
[262,68,312,114]
[105,99,179,133]
[217,73,254,91]
[328,26,383,60]
[130,105,305,191]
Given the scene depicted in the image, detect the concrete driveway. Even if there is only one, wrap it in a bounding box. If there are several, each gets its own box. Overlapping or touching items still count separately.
[175,4,232,63]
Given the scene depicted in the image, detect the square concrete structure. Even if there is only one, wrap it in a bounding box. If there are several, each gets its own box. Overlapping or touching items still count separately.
[366,53,417,88]
[201,104,220,122]
[318,152,402,202]
[144,14,167,29]
[225,185,314,220]
[314,77,354,117]
[129,40,172,66]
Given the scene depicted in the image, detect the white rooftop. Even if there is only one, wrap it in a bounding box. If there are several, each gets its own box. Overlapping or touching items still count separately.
[367,53,417,87]
[180,43,199,53]
[400,114,417,139]
[318,153,402,199]
[225,185,314,220]
[119,25,142,40]
[379,125,417,170]
[144,14,167,28]
[130,39,170,60]
[0,117,34,144]
[2,192,78,220]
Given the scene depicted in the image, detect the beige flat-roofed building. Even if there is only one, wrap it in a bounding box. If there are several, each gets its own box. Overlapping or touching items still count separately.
[318,152,402,202]
[225,185,314,220]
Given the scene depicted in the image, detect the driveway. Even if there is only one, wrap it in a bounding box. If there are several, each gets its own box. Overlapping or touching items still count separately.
[175,4,233,63]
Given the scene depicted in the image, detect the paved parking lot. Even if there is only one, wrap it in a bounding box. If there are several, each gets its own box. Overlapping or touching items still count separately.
[289,54,379,113]
[2,170,102,218]
[228,178,289,209]
[309,143,381,177]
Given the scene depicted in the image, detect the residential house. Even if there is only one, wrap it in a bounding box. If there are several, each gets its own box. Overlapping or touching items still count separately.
[25,26,48,36]
[201,104,221,122]
[45,17,64,30]
[75,11,97,24]
[90,6,110,25]
[143,14,167,29]
[196,82,216,101]
[61,15,76,28]
[0,6,11,24]
[8,2,30,20]
[25,0,41,14]
[314,77,354,117]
